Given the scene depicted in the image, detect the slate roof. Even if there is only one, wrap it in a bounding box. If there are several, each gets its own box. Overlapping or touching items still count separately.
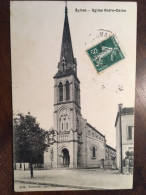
[106,144,116,151]
[60,6,74,64]
[86,123,105,138]
[115,107,134,127]
[54,68,80,83]
[121,107,134,115]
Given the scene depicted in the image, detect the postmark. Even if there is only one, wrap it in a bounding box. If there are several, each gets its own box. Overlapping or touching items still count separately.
[86,35,125,73]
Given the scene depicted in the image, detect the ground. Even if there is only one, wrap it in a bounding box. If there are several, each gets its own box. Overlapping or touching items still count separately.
[14,168,133,192]
[15,182,77,191]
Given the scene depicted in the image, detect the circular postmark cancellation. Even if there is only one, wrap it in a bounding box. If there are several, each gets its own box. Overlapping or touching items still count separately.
[86,32,125,74]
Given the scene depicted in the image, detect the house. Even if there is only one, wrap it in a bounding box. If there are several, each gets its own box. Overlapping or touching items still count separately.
[115,104,134,173]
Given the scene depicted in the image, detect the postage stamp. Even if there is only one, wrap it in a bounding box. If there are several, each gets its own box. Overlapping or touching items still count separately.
[86,35,125,73]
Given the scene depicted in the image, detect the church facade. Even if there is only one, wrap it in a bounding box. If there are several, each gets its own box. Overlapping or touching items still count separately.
[44,6,116,169]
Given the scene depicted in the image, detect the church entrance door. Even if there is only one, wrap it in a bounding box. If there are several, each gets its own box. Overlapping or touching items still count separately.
[62,148,70,167]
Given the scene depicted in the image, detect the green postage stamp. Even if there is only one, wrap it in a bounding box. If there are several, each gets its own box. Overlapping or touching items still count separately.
[86,35,125,73]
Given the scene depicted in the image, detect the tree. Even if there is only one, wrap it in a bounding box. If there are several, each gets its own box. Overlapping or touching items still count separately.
[125,151,134,159]
[13,113,49,178]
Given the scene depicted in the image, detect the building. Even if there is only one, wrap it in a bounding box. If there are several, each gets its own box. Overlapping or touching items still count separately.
[115,105,134,172]
[44,6,116,169]
[105,145,116,169]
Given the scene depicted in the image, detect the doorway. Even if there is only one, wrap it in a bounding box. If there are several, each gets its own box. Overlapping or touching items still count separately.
[62,148,70,167]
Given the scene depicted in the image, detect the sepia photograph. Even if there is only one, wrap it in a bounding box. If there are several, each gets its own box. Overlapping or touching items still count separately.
[10,1,137,191]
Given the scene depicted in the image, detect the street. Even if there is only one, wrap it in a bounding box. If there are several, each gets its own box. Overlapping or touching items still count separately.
[14,168,133,191]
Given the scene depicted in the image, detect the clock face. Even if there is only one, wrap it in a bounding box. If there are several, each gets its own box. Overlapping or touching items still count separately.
[62,108,67,114]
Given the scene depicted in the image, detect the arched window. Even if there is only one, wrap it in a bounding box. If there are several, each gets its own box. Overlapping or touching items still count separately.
[59,82,63,101]
[60,112,69,131]
[65,81,70,100]
[92,147,96,158]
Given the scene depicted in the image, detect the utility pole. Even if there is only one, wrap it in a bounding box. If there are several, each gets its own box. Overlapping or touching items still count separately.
[118,103,123,173]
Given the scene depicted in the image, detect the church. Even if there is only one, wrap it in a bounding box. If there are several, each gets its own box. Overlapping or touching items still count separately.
[44,6,116,169]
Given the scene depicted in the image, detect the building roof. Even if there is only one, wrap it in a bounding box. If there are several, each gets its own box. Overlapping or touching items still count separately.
[106,144,116,152]
[86,123,105,138]
[53,68,80,83]
[115,107,134,127]
[121,107,134,115]
[60,6,74,63]
[55,6,77,78]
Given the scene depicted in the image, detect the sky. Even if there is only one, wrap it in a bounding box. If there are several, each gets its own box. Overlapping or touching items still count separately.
[10,1,137,148]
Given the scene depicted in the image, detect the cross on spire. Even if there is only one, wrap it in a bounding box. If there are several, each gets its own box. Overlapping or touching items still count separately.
[65,1,67,13]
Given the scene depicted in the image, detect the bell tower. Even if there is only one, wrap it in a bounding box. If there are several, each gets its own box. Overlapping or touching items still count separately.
[53,5,81,168]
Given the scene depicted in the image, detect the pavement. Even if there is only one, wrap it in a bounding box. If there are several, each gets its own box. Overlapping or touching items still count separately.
[14,168,133,192]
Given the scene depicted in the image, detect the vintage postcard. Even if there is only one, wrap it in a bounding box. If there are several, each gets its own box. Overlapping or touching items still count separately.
[10,1,137,191]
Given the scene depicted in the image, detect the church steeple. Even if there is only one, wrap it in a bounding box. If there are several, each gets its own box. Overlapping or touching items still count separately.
[54,4,77,78]
[60,5,74,63]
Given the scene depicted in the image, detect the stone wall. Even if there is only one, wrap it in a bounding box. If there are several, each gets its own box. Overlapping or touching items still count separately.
[78,122,106,168]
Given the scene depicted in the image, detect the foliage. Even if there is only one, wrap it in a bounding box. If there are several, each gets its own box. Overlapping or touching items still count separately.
[13,113,49,177]
[125,151,134,158]
[111,156,116,160]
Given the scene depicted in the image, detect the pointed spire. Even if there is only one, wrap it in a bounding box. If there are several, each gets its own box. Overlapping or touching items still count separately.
[65,1,67,14]
[59,4,75,69]
[54,4,77,79]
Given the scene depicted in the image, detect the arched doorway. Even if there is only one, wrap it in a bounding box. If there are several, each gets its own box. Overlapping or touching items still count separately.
[62,148,70,167]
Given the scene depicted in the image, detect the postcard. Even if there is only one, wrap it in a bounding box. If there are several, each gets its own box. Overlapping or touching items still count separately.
[10,1,137,191]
